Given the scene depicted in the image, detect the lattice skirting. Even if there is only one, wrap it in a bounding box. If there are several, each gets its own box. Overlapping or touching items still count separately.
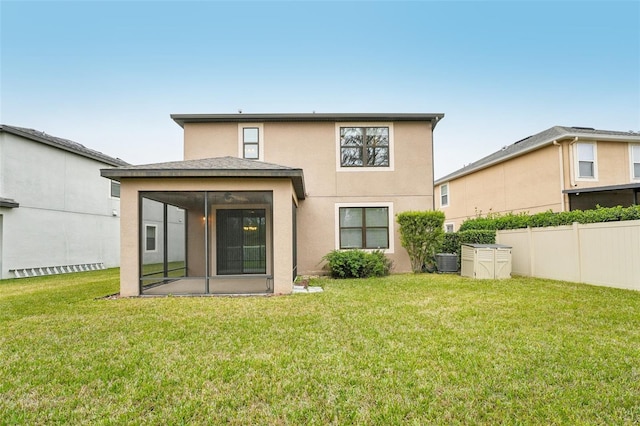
[10,263,106,278]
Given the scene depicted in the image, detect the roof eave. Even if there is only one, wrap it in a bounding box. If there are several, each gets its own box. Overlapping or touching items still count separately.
[100,168,306,200]
[435,132,640,185]
[1,126,127,167]
[171,113,445,128]
[562,182,640,194]
[435,142,550,185]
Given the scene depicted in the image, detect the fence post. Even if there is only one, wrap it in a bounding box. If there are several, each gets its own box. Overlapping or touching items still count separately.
[573,222,582,283]
[528,226,535,277]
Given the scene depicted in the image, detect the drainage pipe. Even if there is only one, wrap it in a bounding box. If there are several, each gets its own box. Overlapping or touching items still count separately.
[553,140,566,211]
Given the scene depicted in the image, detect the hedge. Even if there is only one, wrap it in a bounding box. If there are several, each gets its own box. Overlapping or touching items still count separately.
[459,205,640,231]
[440,230,496,270]
[441,230,497,254]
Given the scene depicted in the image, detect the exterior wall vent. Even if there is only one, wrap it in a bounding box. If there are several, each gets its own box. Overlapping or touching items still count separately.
[10,263,105,278]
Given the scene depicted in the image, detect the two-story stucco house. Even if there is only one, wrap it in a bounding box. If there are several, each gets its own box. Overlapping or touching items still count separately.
[101,113,444,296]
[435,126,640,231]
[0,125,128,278]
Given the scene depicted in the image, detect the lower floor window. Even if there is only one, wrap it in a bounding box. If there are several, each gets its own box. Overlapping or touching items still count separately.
[339,207,389,249]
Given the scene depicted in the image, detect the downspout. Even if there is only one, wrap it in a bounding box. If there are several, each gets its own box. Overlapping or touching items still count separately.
[553,140,566,212]
[567,137,579,188]
[431,117,439,211]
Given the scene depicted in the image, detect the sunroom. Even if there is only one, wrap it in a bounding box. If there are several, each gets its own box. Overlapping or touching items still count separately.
[101,157,305,297]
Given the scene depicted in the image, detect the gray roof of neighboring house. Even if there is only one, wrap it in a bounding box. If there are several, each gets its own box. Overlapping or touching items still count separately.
[0,124,129,167]
[100,156,306,199]
[171,112,445,128]
[435,126,640,184]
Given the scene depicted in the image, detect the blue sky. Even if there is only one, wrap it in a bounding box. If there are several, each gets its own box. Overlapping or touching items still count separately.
[2,0,639,178]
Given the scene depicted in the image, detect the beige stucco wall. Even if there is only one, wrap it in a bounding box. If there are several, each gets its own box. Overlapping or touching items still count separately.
[182,120,435,275]
[118,177,295,296]
[184,123,238,160]
[442,145,562,229]
[440,139,638,230]
[568,140,631,189]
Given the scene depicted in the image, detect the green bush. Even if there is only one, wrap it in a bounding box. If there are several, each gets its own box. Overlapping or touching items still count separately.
[459,205,640,231]
[397,211,445,273]
[322,249,392,279]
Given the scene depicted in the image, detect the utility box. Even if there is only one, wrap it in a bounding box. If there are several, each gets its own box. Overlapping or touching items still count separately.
[460,244,512,279]
[436,253,458,272]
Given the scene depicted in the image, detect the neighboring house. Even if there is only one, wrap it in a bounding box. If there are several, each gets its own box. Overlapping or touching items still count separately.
[435,126,640,231]
[0,125,128,278]
[101,112,444,296]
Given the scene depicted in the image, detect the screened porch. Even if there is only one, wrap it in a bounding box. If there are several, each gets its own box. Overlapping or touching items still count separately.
[139,190,275,295]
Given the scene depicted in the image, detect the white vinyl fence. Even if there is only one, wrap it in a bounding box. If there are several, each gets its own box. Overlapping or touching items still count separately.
[496,220,640,291]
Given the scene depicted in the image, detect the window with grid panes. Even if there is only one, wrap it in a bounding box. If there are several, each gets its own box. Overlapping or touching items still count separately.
[340,127,389,167]
[339,207,389,249]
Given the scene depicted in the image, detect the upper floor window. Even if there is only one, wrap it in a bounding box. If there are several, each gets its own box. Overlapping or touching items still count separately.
[575,142,597,180]
[243,127,259,159]
[340,127,389,167]
[110,180,121,198]
[238,123,263,160]
[440,183,449,207]
[631,144,640,180]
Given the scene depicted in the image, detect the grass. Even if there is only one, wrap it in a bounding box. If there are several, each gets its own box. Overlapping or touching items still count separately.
[1,270,639,425]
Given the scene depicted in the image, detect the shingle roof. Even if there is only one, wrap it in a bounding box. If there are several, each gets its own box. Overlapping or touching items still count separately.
[100,156,306,199]
[0,124,129,167]
[110,156,299,171]
[435,126,640,184]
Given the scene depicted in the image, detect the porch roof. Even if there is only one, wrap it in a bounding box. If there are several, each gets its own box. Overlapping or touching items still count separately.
[563,182,640,194]
[100,156,306,200]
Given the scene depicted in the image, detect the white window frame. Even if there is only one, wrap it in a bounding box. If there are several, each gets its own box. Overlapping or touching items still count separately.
[574,142,598,181]
[444,222,455,233]
[334,202,394,253]
[238,123,264,161]
[630,144,640,181]
[335,122,394,172]
[144,224,158,253]
[440,183,449,208]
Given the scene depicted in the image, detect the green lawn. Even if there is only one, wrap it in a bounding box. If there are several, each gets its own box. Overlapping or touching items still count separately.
[1,270,639,425]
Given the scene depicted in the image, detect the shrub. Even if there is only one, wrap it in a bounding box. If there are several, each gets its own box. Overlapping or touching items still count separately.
[322,249,392,279]
[397,211,445,273]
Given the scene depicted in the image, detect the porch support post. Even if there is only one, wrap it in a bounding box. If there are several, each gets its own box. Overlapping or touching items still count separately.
[204,191,210,294]
[272,182,295,294]
[163,203,168,278]
[120,180,141,297]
